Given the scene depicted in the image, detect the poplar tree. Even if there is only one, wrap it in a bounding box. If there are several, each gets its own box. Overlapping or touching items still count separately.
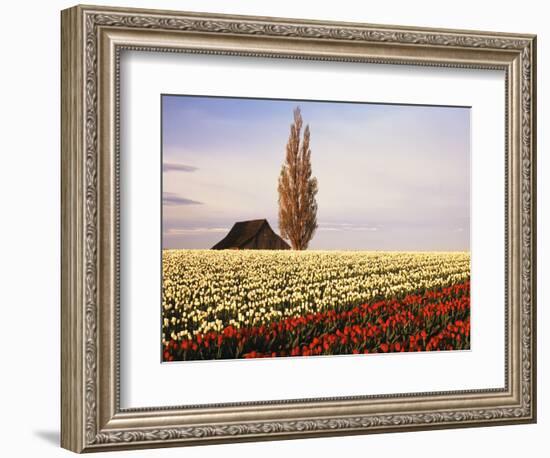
[278,106,318,250]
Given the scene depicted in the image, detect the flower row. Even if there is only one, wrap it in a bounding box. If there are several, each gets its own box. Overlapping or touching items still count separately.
[163,280,470,361]
[162,250,470,341]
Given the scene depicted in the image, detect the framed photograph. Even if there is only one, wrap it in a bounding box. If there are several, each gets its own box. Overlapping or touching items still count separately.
[61,4,537,453]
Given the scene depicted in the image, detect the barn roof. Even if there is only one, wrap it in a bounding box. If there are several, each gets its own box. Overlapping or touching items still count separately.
[212,219,287,249]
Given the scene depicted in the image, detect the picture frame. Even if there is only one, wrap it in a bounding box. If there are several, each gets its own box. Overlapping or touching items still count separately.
[61,4,537,453]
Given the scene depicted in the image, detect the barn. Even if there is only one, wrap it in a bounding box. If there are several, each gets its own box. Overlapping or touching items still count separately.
[212,219,290,250]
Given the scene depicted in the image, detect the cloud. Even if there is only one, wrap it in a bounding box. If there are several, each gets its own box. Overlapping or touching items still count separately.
[166,227,228,235]
[163,192,203,206]
[163,162,198,172]
[317,222,379,232]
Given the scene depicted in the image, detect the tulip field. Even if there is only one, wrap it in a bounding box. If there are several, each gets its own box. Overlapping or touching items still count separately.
[162,250,470,361]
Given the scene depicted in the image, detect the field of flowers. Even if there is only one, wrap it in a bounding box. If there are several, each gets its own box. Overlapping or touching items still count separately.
[162,250,470,361]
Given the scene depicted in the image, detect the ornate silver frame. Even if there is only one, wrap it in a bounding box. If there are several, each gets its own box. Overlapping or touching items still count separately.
[61,4,537,453]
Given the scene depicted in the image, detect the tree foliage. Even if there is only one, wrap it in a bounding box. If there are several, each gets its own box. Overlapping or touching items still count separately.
[278,106,318,250]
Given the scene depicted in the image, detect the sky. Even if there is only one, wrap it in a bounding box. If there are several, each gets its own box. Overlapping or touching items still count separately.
[162,95,470,251]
